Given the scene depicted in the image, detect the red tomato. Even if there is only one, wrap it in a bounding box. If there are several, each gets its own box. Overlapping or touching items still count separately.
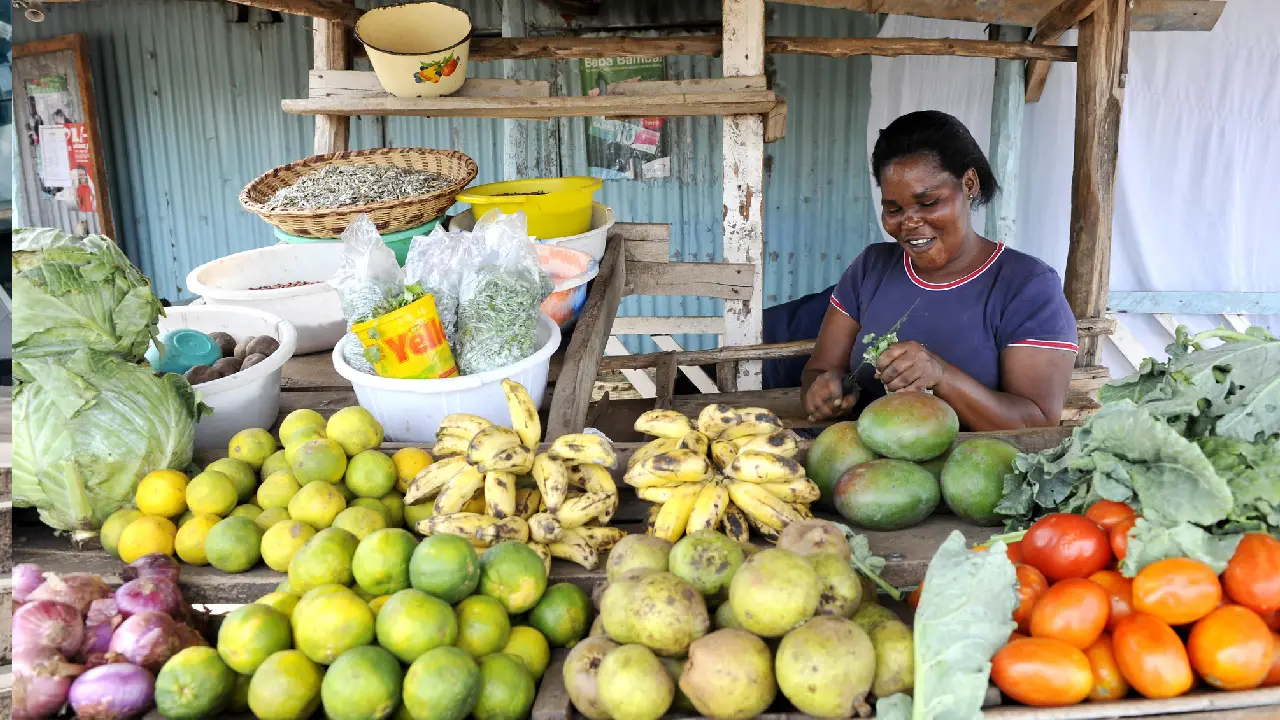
[907,584,923,610]
[1262,608,1280,632]
[1022,514,1113,582]
[1007,540,1025,565]
[1013,564,1050,634]
[1084,633,1130,701]
[1188,605,1276,691]
[1110,517,1137,562]
[992,638,1093,707]
[1112,613,1194,699]
[1089,570,1136,632]
[1265,632,1280,688]
[1031,578,1111,650]
[1085,500,1136,533]
[1223,533,1280,615]
[1009,631,1030,643]
[1132,557,1223,626]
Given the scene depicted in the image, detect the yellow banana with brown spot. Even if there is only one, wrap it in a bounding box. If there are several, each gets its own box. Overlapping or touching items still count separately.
[555,492,615,530]
[724,450,806,483]
[483,471,518,519]
[758,478,821,504]
[640,449,712,484]
[526,541,552,575]
[549,528,599,570]
[532,454,570,513]
[627,437,680,470]
[434,470,488,515]
[515,487,542,520]
[709,440,738,470]
[431,432,473,459]
[528,512,563,543]
[634,409,694,439]
[438,414,493,440]
[676,430,710,457]
[572,463,619,524]
[467,425,524,465]
[501,379,541,450]
[577,526,627,552]
[476,445,534,475]
[731,430,799,458]
[652,483,702,542]
[728,481,803,531]
[718,407,783,441]
[685,481,730,535]
[548,433,618,469]
[696,403,740,439]
[721,503,751,543]
[405,456,476,505]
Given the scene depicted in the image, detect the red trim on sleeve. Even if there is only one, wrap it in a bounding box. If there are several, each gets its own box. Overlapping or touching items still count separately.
[1007,339,1080,353]
[829,294,850,317]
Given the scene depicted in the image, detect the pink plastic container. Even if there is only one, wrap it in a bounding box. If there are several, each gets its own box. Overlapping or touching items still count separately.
[534,244,599,330]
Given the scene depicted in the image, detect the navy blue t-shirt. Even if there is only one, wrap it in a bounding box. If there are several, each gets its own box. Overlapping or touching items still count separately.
[831,241,1079,409]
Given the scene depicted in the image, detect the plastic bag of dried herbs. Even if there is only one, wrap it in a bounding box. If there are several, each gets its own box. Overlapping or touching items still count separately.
[455,211,553,375]
[326,215,404,374]
[404,224,469,347]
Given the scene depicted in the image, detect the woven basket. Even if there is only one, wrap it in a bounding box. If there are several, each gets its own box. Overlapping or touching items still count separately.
[240,148,479,239]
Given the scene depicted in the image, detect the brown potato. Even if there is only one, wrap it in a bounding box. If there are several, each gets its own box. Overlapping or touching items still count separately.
[212,357,243,376]
[184,364,223,385]
[245,336,280,358]
[241,353,268,370]
[208,331,237,358]
[233,336,253,360]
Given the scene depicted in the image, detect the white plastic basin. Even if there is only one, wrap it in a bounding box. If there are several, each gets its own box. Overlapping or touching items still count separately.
[449,203,614,263]
[332,314,562,443]
[185,244,345,355]
[159,305,298,451]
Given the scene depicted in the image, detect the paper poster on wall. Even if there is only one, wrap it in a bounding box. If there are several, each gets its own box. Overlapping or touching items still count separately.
[580,56,671,181]
[24,73,96,212]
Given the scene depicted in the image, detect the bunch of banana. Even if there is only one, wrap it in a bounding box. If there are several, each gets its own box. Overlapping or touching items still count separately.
[627,406,818,544]
[405,381,622,571]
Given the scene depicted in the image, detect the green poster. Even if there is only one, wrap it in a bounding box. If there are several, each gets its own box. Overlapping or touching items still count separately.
[580,56,671,180]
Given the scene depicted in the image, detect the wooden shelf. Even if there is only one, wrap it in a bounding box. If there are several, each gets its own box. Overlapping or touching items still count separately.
[765,0,1224,32]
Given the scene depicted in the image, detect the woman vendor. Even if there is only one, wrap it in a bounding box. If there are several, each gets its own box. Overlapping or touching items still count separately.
[800,110,1079,431]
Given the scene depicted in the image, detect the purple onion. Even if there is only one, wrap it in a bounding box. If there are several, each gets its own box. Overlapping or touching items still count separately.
[121,553,181,585]
[115,578,183,618]
[13,644,85,720]
[14,564,45,604]
[67,663,156,720]
[78,599,123,661]
[28,573,112,615]
[174,623,210,650]
[107,612,183,673]
[14,601,85,657]
[82,652,128,671]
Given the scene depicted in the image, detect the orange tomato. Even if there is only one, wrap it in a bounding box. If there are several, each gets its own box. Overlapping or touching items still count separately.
[992,637,1093,707]
[1089,570,1136,632]
[1110,517,1137,562]
[1084,633,1130,701]
[1086,500,1136,533]
[1013,564,1050,634]
[1009,631,1029,643]
[1265,633,1280,687]
[1187,605,1276,691]
[1030,578,1110,650]
[1132,557,1222,626]
[1112,613,1194,699]
[1022,514,1113,582]
[1223,533,1280,615]
[908,584,923,609]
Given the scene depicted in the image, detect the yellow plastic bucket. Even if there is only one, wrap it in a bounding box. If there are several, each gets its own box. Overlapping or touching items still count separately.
[351,295,458,380]
[456,177,603,240]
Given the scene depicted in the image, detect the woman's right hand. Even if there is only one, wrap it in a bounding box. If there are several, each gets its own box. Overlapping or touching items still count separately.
[804,370,858,422]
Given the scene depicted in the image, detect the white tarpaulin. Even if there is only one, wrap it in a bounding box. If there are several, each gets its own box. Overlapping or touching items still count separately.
[866,0,1280,376]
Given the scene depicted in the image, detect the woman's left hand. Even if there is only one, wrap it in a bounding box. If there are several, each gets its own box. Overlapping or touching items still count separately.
[876,341,947,392]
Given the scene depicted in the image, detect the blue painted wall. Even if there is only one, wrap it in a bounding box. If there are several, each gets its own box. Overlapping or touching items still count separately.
[16,0,881,351]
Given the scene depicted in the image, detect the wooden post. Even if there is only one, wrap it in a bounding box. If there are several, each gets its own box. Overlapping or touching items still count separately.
[312,3,352,154]
[502,0,531,179]
[721,0,767,391]
[1063,0,1128,366]
[986,25,1027,246]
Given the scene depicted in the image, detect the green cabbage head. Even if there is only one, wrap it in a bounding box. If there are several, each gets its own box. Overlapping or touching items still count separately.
[12,227,164,377]
[13,350,210,541]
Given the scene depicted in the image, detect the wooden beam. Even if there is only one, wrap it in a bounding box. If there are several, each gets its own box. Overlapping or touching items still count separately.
[987,25,1029,245]
[599,341,817,371]
[611,316,726,335]
[723,0,768,393]
[765,36,1076,60]
[764,0,1223,32]
[764,98,788,143]
[546,237,625,439]
[1108,292,1280,315]
[312,2,353,155]
[651,336,722,395]
[625,262,757,300]
[604,338,658,399]
[1024,0,1105,102]
[469,35,724,62]
[654,355,680,410]
[282,91,778,118]
[606,77,768,95]
[229,0,361,26]
[310,72,550,99]
[1063,0,1129,366]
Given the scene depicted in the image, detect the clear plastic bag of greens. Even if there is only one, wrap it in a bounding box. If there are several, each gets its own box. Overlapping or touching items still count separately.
[327,215,404,374]
[404,224,469,348]
[455,211,553,375]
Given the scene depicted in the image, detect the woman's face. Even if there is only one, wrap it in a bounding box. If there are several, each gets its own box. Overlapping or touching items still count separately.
[878,153,978,273]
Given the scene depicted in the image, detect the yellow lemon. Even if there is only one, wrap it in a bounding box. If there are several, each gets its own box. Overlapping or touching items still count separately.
[279,409,327,445]
[119,516,178,563]
[256,591,301,619]
[101,508,144,559]
[503,626,551,680]
[186,471,239,517]
[261,450,290,480]
[177,510,195,528]
[261,519,317,573]
[288,482,346,529]
[258,471,302,509]
[284,427,328,466]
[403,503,433,531]
[136,469,189,518]
[175,513,221,566]
[229,428,278,470]
[231,504,264,521]
[255,507,291,531]
[368,595,392,615]
[379,492,405,528]
[327,406,384,457]
[392,448,434,493]
[332,507,386,541]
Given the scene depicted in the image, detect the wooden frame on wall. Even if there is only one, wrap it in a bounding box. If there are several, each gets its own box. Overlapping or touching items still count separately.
[14,33,115,239]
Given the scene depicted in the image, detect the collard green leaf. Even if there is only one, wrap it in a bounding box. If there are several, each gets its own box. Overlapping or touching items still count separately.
[836,522,900,600]
[1120,519,1243,576]
[910,531,1018,720]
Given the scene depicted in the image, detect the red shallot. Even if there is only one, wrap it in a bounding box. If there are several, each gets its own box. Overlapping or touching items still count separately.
[13,563,44,603]
[14,600,85,657]
[174,622,210,650]
[67,663,156,720]
[13,644,85,720]
[78,599,123,661]
[115,577,183,618]
[122,553,181,584]
[107,611,183,672]
[27,573,112,614]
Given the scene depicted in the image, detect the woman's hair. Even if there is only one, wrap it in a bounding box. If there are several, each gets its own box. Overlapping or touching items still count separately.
[871,110,1000,206]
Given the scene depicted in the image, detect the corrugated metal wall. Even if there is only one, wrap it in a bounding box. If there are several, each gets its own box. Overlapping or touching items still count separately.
[17,0,881,352]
